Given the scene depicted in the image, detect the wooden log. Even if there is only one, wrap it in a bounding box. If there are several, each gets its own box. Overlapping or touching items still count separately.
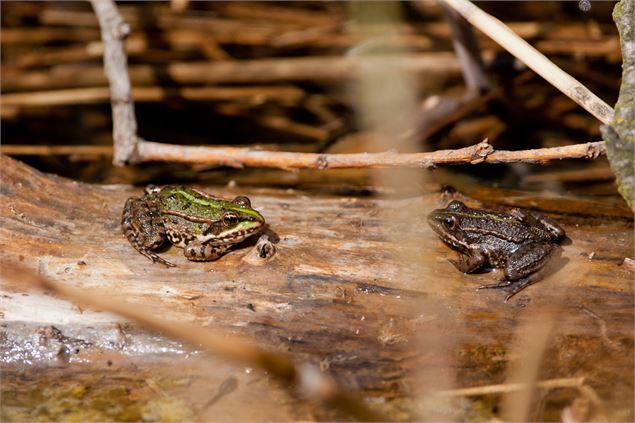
[0,155,633,420]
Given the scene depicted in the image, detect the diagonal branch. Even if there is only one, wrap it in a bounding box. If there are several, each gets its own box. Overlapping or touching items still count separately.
[438,2,491,92]
[5,264,387,422]
[437,0,615,125]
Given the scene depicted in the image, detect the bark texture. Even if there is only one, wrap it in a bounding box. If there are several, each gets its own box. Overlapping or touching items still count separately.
[0,155,633,420]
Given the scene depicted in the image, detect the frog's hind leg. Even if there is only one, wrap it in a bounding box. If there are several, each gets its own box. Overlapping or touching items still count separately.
[183,241,228,262]
[479,243,558,302]
[505,243,557,282]
[122,197,175,267]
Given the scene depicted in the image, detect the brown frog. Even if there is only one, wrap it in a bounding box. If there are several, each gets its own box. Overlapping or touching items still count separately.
[427,200,565,301]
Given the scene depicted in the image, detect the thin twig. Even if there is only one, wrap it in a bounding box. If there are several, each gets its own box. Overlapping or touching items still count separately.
[136,139,605,169]
[3,264,387,422]
[437,2,491,92]
[436,377,586,397]
[89,0,140,165]
[13,139,602,167]
[437,0,615,125]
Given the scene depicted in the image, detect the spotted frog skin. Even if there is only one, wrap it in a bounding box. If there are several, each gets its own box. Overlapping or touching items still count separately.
[427,200,565,301]
[122,186,265,267]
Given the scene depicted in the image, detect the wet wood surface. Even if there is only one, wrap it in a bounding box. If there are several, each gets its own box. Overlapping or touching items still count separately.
[1,155,633,421]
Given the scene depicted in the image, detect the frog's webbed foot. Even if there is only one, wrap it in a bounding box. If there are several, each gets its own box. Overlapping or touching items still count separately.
[184,241,228,262]
[122,197,175,267]
[501,276,540,302]
[140,250,176,267]
[478,274,540,302]
[477,279,513,290]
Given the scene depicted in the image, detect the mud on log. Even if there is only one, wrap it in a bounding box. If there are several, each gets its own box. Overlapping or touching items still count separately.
[0,155,633,420]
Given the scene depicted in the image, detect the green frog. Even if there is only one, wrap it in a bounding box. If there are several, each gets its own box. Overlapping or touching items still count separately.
[427,200,565,301]
[122,186,265,267]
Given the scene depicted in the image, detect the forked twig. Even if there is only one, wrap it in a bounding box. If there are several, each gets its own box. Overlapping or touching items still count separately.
[137,139,605,170]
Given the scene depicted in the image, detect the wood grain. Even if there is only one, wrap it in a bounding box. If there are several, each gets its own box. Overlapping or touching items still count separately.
[1,155,633,420]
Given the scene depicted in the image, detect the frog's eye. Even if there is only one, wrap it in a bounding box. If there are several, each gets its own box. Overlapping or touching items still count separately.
[443,215,458,229]
[447,201,463,210]
[222,211,240,227]
[232,196,251,208]
[145,185,161,195]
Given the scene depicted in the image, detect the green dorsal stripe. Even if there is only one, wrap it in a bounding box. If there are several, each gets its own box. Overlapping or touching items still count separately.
[176,189,220,207]
[175,189,262,219]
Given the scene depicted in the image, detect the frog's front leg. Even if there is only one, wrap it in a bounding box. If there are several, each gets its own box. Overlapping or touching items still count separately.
[122,197,175,267]
[183,241,229,262]
[449,248,487,274]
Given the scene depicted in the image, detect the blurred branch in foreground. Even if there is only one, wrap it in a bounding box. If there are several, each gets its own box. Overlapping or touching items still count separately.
[3,264,387,422]
[437,0,615,125]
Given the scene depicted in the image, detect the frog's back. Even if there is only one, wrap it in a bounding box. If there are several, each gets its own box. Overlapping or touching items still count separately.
[459,212,553,245]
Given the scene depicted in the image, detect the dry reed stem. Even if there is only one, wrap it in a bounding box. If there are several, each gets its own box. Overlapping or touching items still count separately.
[2,264,387,422]
[438,0,615,125]
[0,145,113,156]
[2,54,461,92]
[0,86,305,107]
[436,377,585,397]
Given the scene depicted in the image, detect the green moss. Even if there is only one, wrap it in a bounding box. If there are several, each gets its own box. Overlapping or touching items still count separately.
[1,373,200,423]
[3,383,143,422]
[140,398,193,423]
